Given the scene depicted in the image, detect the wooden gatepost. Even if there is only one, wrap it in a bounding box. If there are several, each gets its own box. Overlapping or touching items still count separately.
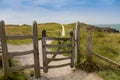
[0,20,40,78]
[73,21,81,67]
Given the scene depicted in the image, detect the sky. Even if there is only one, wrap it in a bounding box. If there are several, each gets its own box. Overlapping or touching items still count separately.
[0,0,120,25]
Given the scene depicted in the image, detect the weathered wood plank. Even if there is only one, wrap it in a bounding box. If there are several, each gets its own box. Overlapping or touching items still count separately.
[6,35,33,40]
[42,29,48,73]
[32,21,40,78]
[8,50,34,56]
[70,31,74,68]
[92,52,120,67]
[46,50,72,54]
[86,35,92,63]
[0,20,9,75]
[47,57,71,61]
[9,64,34,72]
[74,21,81,66]
[76,22,80,63]
[45,44,71,48]
[45,37,70,41]
[48,63,71,68]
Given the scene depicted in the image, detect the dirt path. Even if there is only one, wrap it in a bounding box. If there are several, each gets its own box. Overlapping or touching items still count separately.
[8,41,103,80]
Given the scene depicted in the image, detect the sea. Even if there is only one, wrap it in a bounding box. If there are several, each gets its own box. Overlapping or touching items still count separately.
[94,24,120,32]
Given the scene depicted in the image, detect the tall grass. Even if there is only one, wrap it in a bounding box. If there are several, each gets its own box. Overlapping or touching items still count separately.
[63,23,120,80]
[5,22,62,45]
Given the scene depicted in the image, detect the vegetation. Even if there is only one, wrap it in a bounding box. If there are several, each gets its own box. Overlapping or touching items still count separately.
[1,22,120,80]
[0,72,27,80]
[0,58,28,80]
[64,23,120,80]
[5,22,62,45]
[44,22,120,80]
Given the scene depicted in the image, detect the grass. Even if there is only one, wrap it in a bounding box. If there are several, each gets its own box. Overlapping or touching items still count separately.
[50,23,120,80]
[0,58,27,80]
[0,72,27,80]
[98,68,120,80]
[5,25,32,45]
[5,22,62,45]
[7,39,32,45]
[2,22,120,80]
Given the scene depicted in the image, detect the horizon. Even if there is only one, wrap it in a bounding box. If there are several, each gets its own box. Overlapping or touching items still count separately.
[0,0,120,25]
[4,21,120,26]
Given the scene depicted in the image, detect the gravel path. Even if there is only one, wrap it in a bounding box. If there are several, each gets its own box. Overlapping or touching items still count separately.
[7,41,103,80]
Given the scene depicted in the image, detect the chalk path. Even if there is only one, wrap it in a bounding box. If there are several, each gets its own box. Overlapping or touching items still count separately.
[8,41,103,80]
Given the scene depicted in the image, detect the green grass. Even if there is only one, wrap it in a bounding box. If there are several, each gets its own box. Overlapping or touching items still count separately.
[5,22,62,45]
[3,22,120,80]
[98,68,120,80]
[50,23,120,80]
[7,39,32,45]
[0,58,27,80]
[0,72,27,80]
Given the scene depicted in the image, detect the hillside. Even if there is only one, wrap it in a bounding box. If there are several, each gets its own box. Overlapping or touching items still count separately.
[5,22,120,61]
[3,22,120,80]
[5,22,119,36]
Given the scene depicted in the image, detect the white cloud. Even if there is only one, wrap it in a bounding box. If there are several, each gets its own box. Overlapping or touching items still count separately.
[0,0,119,24]
[1,8,120,25]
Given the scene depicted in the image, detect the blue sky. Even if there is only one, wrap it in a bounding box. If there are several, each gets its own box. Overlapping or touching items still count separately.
[0,0,120,24]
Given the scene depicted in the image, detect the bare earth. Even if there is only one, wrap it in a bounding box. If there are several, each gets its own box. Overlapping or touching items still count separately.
[8,41,103,80]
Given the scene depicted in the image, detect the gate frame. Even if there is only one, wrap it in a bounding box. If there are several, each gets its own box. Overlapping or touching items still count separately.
[41,29,75,73]
[0,20,40,78]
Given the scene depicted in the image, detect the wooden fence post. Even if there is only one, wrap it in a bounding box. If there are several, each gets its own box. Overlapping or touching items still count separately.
[86,35,92,63]
[70,31,74,68]
[32,21,40,78]
[42,29,48,73]
[74,21,80,67]
[0,20,9,75]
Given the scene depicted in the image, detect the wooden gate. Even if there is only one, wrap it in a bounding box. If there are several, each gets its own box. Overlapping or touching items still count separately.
[41,30,75,73]
[0,20,81,78]
[0,20,40,78]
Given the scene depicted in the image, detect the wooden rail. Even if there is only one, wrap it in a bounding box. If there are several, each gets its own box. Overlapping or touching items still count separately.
[8,50,34,57]
[47,57,71,61]
[9,64,34,72]
[6,35,33,40]
[86,35,120,67]
[48,63,71,68]
[46,50,72,54]
[45,44,71,48]
[92,52,120,67]
[45,37,70,40]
